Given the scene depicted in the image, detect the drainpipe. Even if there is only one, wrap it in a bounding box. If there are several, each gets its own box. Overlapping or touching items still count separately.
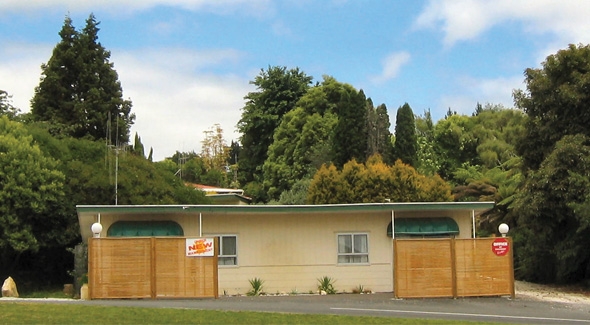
[471,209,476,238]
[199,212,202,237]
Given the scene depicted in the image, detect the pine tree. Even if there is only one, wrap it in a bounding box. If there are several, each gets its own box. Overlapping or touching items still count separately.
[31,14,134,145]
[394,103,418,167]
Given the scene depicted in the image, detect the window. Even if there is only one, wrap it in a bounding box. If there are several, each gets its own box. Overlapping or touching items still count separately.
[337,233,368,264]
[218,235,237,266]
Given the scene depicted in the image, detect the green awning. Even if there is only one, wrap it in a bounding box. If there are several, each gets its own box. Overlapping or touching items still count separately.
[387,217,459,237]
[107,221,184,237]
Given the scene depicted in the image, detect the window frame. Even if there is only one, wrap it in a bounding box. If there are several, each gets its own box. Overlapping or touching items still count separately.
[216,234,238,267]
[337,233,369,265]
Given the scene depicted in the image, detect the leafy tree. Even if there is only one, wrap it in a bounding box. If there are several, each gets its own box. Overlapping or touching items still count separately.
[0,90,20,120]
[263,107,337,200]
[0,117,66,268]
[306,164,343,204]
[201,124,230,172]
[512,135,590,284]
[31,14,134,144]
[237,66,312,186]
[307,155,453,204]
[432,114,479,182]
[514,44,590,171]
[393,103,418,167]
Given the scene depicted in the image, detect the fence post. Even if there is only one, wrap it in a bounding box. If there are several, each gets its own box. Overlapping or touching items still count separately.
[150,237,156,299]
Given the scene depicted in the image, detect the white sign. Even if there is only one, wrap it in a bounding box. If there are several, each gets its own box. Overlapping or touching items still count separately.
[186,238,215,257]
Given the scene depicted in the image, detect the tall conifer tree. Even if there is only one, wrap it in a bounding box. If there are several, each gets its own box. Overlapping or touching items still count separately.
[31,14,134,145]
[394,103,418,167]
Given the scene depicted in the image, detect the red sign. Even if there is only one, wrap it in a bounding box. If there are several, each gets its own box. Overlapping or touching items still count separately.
[492,238,510,256]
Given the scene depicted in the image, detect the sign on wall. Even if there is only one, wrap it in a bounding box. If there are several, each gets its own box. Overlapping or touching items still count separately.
[186,238,215,257]
[491,238,510,256]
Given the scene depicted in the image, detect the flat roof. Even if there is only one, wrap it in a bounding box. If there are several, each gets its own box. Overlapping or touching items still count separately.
[77,201,494,240]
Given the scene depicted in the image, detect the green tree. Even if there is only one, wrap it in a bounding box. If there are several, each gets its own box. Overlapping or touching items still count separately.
[263,107,337,201]
[31,14,134,144]
[512,135,590,284]
[393,103,418,167]
[0,117,66,262]
[332,86,369,168]
[367,102,394,164]
[237,66,312,187]
[514,44,590,171]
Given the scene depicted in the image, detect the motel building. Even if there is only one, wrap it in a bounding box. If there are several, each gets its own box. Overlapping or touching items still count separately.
[77,201,515,299]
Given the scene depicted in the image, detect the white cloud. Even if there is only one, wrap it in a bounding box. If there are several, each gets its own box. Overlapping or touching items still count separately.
[0,42,253,161]
[437,75,523,117]
[371,51,411,84]
[0,42,52,113]
[414,0,590,48]
[112,48,253,161]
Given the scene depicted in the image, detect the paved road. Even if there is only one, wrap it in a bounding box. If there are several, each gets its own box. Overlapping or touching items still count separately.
[5,293,590,324]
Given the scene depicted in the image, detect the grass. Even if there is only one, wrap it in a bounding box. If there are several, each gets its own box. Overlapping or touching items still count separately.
[0,302,501,324]
[20,288,73,299]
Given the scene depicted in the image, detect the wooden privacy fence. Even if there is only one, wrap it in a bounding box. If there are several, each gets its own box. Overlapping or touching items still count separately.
[394,237,514,299]
[88,237,218,299]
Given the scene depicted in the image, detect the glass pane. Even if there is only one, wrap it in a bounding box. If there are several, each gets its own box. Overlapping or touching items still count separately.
[338,255,349,263]
[338,235,352,253]
[218,257,236,266]
[353,234,368,253]
[221,236,236,255]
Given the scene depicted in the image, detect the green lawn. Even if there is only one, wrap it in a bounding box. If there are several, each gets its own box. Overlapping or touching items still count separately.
[0,302,501,324]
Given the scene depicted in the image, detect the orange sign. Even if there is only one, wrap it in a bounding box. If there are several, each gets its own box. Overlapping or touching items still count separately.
[492,238,509,256]
[186,238,214,257]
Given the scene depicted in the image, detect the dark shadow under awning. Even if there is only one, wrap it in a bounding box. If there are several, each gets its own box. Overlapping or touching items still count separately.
[107,220,184,237]
[387,217,459,237]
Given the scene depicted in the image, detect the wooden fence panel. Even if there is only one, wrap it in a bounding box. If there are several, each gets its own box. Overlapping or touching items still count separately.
[394,239,453,298]
[89,238,152,299]
[89,237,218,299]
[455,238,514,297]
[394,238,514,299]
[154,238,218,298]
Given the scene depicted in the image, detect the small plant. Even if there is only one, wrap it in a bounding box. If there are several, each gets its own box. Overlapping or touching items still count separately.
[246,277,264,296]
[352,284,364,294]
[290,288,299,295]
[317,276,336,294]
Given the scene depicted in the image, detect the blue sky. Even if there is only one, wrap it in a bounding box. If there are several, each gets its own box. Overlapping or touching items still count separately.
[2,0,590,161]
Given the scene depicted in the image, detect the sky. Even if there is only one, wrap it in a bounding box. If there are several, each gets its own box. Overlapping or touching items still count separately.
[2,1,590,162]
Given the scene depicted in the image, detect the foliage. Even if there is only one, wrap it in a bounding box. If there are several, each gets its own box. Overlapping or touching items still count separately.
[0,117,66,255]
[0,90,21,120]
[332,86,368,168]
[247,277,265,296]
[512,134,590,284]
[237,66,312,187]
[366,102,394,164]
[307,155,453,204]
[515,44,590,171]
[201,124,230,172]
[262,106,336,200]
[30,14,134,144]
[317,276,336,294]
[393,103,418,167]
